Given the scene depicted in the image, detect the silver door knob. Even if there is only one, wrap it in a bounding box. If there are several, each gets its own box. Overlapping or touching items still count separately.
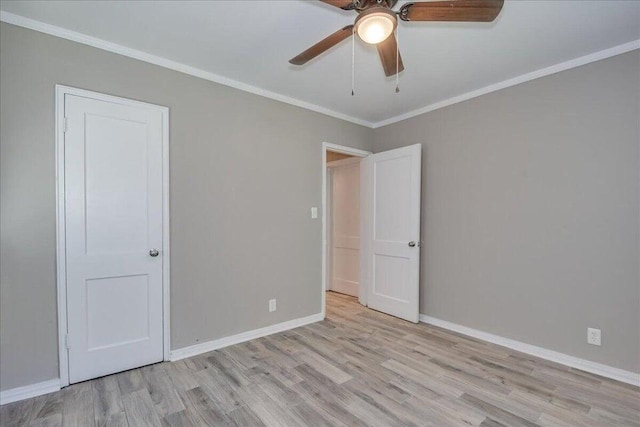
[408,241,416,247]
[149,249,160,257]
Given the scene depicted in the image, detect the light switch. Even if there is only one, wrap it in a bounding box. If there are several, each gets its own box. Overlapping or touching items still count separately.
[311,207,318,219]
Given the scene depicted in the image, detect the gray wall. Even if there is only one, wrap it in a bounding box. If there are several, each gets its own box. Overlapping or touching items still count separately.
[374,51,640,373]
[0,23,373,391]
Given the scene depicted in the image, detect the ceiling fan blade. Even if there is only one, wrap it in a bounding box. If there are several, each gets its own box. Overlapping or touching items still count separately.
[320,0,356,10]
[289,25,354,65]
[377,33,404,77]
[400,0,504,22]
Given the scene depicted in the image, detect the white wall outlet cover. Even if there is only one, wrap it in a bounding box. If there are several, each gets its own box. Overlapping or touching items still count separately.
[310,207,318,219]
[587,328,601,346]
[269,299,277,312]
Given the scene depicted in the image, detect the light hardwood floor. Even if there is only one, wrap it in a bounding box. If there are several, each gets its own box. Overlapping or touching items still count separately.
[2,291,639,426]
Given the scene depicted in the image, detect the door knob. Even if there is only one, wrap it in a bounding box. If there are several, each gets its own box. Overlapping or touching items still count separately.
[408,241,416,247]
[149,249,160,257]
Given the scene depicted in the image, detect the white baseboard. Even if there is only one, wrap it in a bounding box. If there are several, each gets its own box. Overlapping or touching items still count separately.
[0,313,323,405]
[0,379,61,406]
[4,313,635,406]
[419,314,640,387]
[170,312,324,361]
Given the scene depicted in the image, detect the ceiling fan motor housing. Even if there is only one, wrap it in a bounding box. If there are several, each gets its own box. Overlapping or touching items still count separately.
[353,0,398,10]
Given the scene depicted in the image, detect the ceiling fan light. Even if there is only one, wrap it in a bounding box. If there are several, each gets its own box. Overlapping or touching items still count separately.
[355,9,397,45]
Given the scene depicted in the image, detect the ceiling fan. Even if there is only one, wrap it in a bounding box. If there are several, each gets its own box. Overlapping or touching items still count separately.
[290,0,505,77]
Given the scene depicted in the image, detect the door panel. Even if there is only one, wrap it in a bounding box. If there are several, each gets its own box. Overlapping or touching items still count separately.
[373,254,410,301]
[373,155,412,242]
[365,144,421,322]
[84,114,149,255]
[65,94,164,383]
[330,160,360,297]
[86,275,150,351]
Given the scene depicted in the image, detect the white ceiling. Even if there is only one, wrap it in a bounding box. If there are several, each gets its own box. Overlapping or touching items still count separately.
[1,1,639,126]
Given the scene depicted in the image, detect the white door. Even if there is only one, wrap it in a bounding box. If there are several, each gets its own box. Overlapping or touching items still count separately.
[329,159,360,297]
[363,144,421,323]
[64,94,165,383]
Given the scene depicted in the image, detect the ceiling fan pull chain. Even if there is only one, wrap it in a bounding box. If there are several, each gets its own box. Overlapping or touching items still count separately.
[351,26,356,96]
[395,28,400,93]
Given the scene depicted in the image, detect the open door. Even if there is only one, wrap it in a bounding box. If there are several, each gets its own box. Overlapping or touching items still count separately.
[361,144,421,323]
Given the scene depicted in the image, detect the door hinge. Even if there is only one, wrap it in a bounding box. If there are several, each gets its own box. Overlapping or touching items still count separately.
[63,117,68,133]
[65,334,70,349]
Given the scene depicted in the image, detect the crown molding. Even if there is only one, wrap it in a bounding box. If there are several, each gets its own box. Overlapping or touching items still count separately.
[1,11,638,130]
[0,11,374,128]
[372,39,640,128]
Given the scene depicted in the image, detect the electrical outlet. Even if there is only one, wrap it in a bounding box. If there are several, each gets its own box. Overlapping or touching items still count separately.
[587,328,601,346]
[310,207,318,219]
[269,299,277,313]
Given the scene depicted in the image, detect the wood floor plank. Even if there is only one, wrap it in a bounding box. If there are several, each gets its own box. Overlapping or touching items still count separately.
[28,413,62,427]
[293,350,352,384]
[1,398,35,427]
[235,384,305,427]
[162,360,200,392]
[227,405,266,427]
[61,382,95,427]
[92,375,124,426]
[205,352,252,389]
[196,366,246,414]
[254,369,303,408]
[2,292,638,426]
[27,391,63,426]
[115,369,145,396]
[139,363,185,418]
[480,417,508,427]
[95,412,127,427]
[177,387,230,426]
[461,393,540,427]
[344,378,432,426]
[290,380,368,427]
[160,410,195,427]
[254,357,304,387]
[121,389,162,427]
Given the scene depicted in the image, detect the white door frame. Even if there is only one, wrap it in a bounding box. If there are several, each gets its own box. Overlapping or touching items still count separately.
[321,142,370,318]
[55,85,171,387]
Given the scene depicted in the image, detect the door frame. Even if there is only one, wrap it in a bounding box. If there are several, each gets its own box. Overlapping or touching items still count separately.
[55,85,171,387]
[321,142,370,318]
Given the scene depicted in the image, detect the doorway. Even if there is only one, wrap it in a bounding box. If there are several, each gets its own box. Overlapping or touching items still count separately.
[327,153,361,298]
[55,85,170,386]
[322,142,422,323]
[321,143,370,317]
